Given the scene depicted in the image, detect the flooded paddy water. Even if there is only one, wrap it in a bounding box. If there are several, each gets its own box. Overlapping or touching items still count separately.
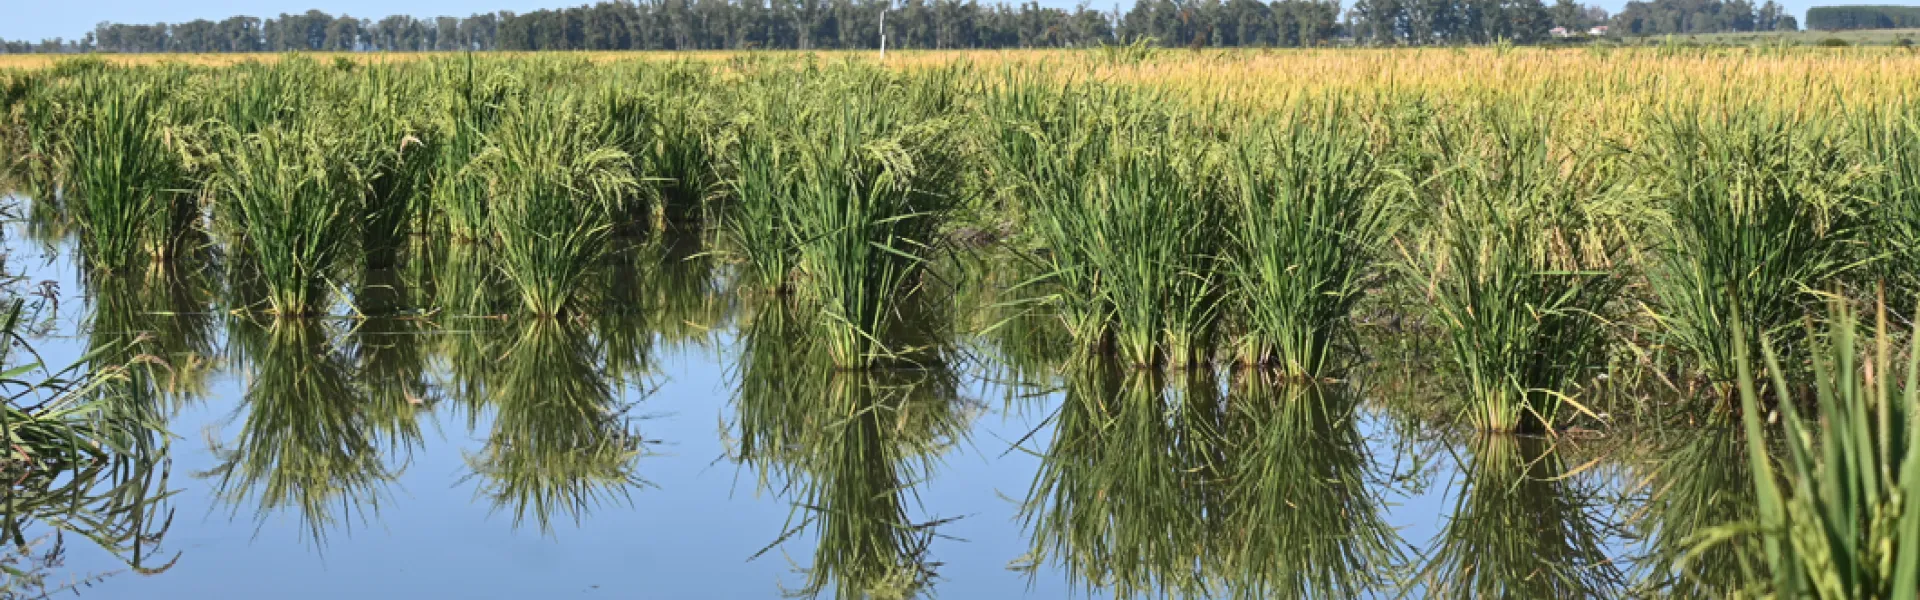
[0,205,1728,599]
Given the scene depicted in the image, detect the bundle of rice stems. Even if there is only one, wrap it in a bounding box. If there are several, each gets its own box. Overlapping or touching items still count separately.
[61,80,196,271]
[1403,113,1626,433]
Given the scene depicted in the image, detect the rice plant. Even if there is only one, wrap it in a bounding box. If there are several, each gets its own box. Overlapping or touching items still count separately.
[1641,107,1868,389]
[635,64,723,226]
[60,81,195,271]
[1857,103,1920,319]
[1223,105,1390,377]
[593,82,662,235]
[1692,296,1920,599]
[0,299,154,471]
[778,104,965,369]
[471,95,638,317]
[207,124,362,317]
[1093,136,1227,370]
[1403,116,1626,433]
[338,68,433,270]
[995,82,1224,368]
[717,100,800,293]
[426,59,513,243]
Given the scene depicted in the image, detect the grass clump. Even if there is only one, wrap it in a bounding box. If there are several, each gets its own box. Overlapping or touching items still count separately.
[1403,116,1625,433]
[1641,107,1868,389]
[720,75,965,369]
[1856,103,1920,319]
[337,68,433,270]
[208,125,361,317]
[61,81,195,271]
[781,106,964,369]
[1016,113,1224,367]
[1223,105,1390,377]
[471,96,638,318]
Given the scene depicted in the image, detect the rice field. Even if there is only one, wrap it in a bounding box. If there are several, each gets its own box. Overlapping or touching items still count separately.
[4,46,1920,597]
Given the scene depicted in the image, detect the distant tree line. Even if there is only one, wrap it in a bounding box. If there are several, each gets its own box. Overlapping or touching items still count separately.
[1346,0,1612,45]
[1612,0,1799,35]
[2,0,1665,54]
[1806,5,1920,31]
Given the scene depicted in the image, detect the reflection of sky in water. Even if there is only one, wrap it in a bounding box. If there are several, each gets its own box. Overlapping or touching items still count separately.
[5,218,1647,599]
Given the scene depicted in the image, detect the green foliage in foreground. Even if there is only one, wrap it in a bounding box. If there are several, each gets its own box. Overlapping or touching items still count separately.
[1697,296,1920,598]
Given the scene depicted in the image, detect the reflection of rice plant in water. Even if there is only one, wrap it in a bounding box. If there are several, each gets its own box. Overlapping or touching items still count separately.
[961,250,1075,391]
[638,232,727,352]
[1627,422,1761,597]
[465,321,650,533]
[1219,376,1402,598]
[588,240,665,387]
[82,265,218,439]
[1020,361,1227,598]
[727,299,970,599]
[200,320,407,543]
[1404,114,1624,433]
[61,81,196,271]
[1416,435,1625,598]
[0,454,178,591]
[207,125,362,317]
[727,298,822,469]
[1696,298,1920,598]
[754,368,968,600]
[346,269,436,438]
[1223,106,1390,377]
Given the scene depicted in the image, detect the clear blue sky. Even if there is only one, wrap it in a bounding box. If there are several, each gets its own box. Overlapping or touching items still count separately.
[0,0,1843,41]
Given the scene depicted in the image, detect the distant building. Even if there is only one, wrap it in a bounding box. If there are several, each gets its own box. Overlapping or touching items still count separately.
[1550,27,1571,37]
[1588,25,1610,36]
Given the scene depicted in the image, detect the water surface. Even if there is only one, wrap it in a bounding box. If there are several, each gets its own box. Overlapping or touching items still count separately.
[0,220,1715,599]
